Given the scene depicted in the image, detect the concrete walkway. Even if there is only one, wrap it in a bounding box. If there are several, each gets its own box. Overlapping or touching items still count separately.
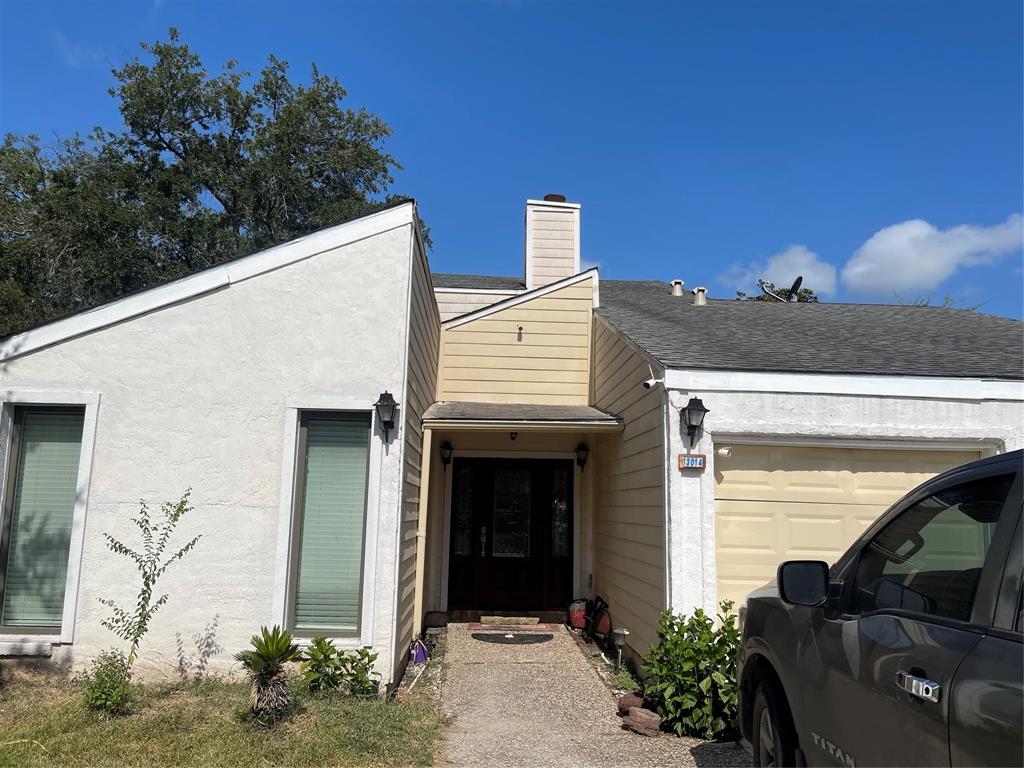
[441,623,751,767]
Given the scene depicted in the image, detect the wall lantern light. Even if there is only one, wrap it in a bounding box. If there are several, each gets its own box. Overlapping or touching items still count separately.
[373,391,398,442]
[576,442,590,471]
[440,441,454,468]
[681,397,709,448]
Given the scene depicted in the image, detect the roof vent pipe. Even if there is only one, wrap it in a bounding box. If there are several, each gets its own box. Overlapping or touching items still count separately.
[692,286,708,305]
[671,279,685,297]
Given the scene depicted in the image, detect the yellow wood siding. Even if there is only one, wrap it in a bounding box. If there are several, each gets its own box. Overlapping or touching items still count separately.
[528,208,578,287]
[434,289,522,322]
[394,236,440,678]
[437,275,594,405]
[714,444,982,608]
[591,320,666,656]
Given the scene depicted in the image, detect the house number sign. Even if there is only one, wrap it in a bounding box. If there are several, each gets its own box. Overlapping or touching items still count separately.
[678,454,707,471]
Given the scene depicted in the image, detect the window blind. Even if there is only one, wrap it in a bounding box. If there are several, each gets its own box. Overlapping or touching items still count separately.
[293,412,370,635]
[1,408,85,628]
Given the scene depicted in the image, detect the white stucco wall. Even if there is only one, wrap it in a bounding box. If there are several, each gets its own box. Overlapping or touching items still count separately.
[0,216,419,684]
[663,374,1024,617]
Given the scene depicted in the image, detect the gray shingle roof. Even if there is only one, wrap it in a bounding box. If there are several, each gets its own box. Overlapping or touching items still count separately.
[432,273,526,290]
[597,280,1024,379]
[423,401,621,424]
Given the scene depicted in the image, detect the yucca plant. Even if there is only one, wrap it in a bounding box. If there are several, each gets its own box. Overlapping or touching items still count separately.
[234,625,301,720]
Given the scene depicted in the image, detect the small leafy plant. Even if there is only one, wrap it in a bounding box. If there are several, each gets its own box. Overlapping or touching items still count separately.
[299,637,381,697]
[82,649,133,716]
[234,625,301,722]
[642,601,741,740]
[341,647,381,698]
[300,636,345,693]
[99,490,201,669]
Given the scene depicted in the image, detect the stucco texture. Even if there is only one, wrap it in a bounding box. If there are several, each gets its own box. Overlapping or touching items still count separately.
[0,224,416,683]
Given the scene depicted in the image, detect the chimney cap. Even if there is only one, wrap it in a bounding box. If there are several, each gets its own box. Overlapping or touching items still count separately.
[543,193,567,203]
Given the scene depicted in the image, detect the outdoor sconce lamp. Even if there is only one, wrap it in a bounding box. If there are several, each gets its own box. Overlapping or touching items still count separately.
[440,441,453,468]
[576,442,590,471]
[681,397,709,448]
[373,391,398,442]
[612,627,630,671]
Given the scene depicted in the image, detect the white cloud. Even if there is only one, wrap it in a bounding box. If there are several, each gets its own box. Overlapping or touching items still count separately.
[51,31,104,68]
[719,244,838,296]
[842,214,1023,296]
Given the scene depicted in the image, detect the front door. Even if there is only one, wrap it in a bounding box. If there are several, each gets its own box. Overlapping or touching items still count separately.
[448,458,573,613]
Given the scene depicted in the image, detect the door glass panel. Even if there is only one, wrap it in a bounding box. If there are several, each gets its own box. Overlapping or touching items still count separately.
[452,463,473,557]
[853,473,1013,622]
[551,466,570,558]
[493,468,531,558]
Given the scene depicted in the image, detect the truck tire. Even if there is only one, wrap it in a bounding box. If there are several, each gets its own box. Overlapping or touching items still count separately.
[752,680,797,768]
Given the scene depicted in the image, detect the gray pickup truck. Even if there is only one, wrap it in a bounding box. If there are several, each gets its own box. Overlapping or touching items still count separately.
[737,449,1023,768]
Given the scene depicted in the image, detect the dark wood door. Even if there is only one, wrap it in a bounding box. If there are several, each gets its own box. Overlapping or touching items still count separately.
[448,458,573,612]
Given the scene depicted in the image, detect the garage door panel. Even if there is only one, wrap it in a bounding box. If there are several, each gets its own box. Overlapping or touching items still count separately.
[715,446,980,506]
[714,444,981,610]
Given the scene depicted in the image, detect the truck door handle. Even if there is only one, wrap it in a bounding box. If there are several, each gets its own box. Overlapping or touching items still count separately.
[896,671,941,703]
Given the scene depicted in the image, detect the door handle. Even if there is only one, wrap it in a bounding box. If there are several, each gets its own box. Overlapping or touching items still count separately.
[480,526,487,557]
[896,671,941,703]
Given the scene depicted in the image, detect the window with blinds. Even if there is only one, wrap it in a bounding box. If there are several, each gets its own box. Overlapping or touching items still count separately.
[0,406,85,630]
[290,411,371,636]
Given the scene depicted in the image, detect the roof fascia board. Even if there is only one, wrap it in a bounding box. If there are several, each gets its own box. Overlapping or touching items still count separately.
[442,268,599,329]
[0,203,415,361]
[433,286,525,295]
[663,368,1024,402]
[421,418,622,432]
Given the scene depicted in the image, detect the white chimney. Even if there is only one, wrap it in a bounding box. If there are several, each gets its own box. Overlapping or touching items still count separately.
[671,279,685,296]
[524,194,581,289]
[692,286,708,306]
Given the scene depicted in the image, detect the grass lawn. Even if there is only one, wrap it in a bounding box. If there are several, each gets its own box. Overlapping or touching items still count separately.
[0,677,442,767]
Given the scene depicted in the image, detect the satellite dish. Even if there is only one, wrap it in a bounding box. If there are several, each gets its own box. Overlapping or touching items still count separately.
[757,276,805,303]
[757,279,786,302]
[787,275,803,302]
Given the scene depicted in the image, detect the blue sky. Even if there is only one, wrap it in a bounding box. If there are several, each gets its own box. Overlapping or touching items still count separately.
[2,1,1022,317]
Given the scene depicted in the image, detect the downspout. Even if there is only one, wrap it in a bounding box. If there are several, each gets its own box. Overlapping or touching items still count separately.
[661,385,673,614]
[411,427,433,636]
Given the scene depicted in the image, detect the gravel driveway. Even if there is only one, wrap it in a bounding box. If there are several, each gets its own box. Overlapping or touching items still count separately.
[441,623,752,767]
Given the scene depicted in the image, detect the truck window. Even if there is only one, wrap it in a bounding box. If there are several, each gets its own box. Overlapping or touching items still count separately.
[852,474,1014,622]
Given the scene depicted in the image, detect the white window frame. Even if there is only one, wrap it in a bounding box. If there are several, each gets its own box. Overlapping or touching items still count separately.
[271,396,383,649]
[0,389,100,648]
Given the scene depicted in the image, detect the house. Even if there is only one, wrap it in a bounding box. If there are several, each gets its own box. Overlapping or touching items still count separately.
[0,196,1021,684]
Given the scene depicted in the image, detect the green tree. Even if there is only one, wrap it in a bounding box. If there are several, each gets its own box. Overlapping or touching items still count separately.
[736,280,820,303]
[896,293,982,312]
[0,28,405,336]
[99,490,201,669]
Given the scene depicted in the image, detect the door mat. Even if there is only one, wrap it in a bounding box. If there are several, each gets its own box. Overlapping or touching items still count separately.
[472,632,554,645]
[480,616,540,625]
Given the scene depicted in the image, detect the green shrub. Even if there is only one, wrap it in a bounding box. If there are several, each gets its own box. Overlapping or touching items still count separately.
[299,637,381,698]
[642,601,741,740]
[300,636,345,693]
[234,625,301,722]
[340,647,381,698]
[82,649,133,716]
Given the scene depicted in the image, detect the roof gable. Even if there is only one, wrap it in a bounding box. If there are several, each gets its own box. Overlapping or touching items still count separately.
[0,203,417,362]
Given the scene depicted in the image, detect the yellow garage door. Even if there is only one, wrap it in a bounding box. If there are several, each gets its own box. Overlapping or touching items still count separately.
[714,444,982,608]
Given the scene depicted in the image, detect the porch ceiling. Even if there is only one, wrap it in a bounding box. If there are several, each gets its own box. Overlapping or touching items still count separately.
[422,401,623,432]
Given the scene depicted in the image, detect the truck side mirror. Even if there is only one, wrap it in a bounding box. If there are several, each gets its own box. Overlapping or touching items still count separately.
[778,560,829,606]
